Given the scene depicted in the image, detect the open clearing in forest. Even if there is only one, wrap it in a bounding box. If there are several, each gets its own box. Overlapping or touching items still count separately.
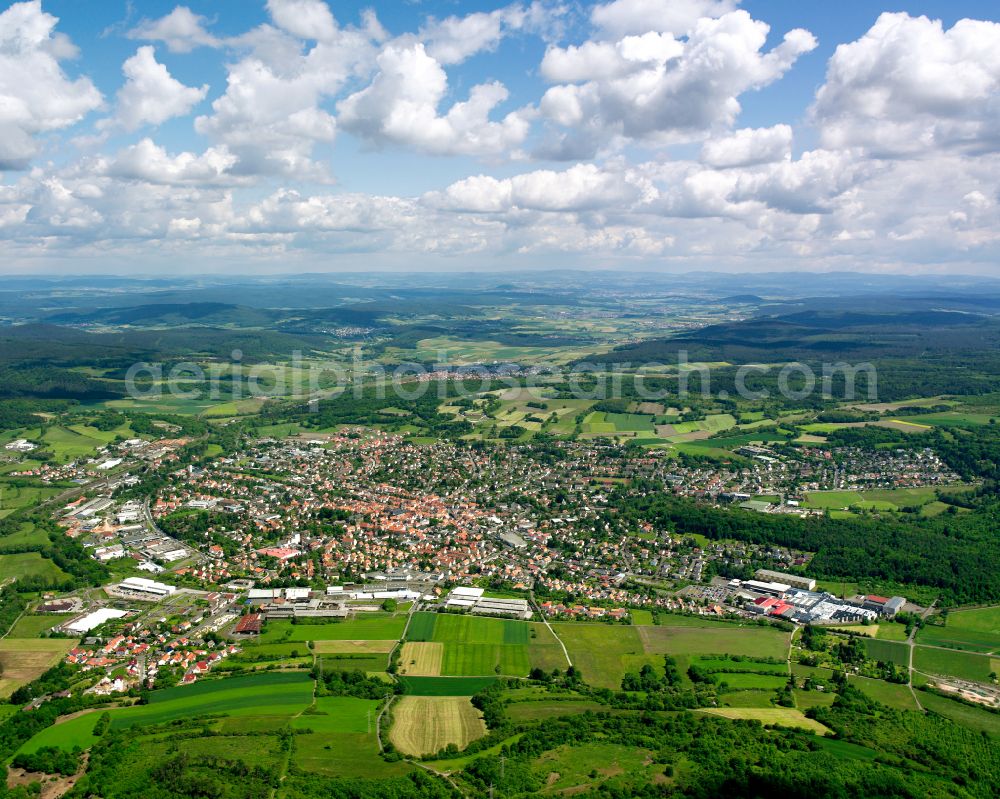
[389,696,486,757]
[695,707,829,734]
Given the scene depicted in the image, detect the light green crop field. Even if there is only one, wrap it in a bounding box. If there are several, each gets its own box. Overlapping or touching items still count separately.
[875,623,910,641]
[0,552,67,584]
[861,638,910,666]
[914,646,993,682]
[6,614,71,638]
[110,672,314,729]
[396,676,498,696]
[291,696,379,734]
[16,710,104,754]
[265,613,407,642]
[630,609,654,625]
[552,624,645,691]
[408,613,531,676]
[851,676,919,711]
[713,673,788,690]
[637,624,790,660]
[921,606,1000,652]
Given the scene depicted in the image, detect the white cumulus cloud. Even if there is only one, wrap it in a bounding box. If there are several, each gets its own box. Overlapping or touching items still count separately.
[0,1,102,169]
[113,47,208,131]
[128,6,220,53]
[813,12,1000,156]
[337,42,531,157]
[701,125,792,168]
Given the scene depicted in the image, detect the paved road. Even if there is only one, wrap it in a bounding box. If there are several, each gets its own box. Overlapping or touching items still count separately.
[907,599,938,711]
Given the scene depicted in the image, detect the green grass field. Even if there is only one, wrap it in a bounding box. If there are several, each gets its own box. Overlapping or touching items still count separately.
[713,673,788,690]
[553,624,644,691]
[6,614,70,638]
[638,624,790,660]
[851,676,919,711]
[913,646,993,682]
[861,638,910,666]
[397,676,498,696]
[630,609,654,625]
[0,521,51,550]
[263,613,407,642]
[291,696,379,734]
[407,613,531,676]
[0,552,67,584]
[918,691,1000,736]
[111,672,314,729]
[918,606,1000,652]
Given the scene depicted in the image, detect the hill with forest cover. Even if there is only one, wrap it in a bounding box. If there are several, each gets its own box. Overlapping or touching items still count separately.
[588,310,1000,365]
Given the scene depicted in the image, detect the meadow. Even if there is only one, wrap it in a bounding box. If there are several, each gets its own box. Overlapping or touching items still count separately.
[851,676,919,711]
[262,613,407,642]
[396,676,498,696]
[6,614,71,638]
[0,552,68,584]
[695,707,828,734]
[861,638,910,666]
[913,646,994,683]
[919,606,1000,652]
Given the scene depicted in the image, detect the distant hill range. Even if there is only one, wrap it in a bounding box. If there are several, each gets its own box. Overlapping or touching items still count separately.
[589,308,1000,364]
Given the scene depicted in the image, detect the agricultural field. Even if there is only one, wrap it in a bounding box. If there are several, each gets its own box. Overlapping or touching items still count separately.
[913,646,994,683]
[0,638,76,699]
[630,609,654,625]
[637,624,790,660]
[0,552,68,584]
[291,696,379,734]
[851,676,920,711]
[406,612,532,677]
[388,696,486,757]
[554,621,790,691]
[505,698,609,723]
[262,613,408,643]
[6,614,71,638]
[553,624,644,690]
[113,672,314,729]
[398,641,443,676]
[396,676,498,696]
[918,606,1000,652]
[313,639,397,655]
[861,638,910,666]
[319,654,388,673]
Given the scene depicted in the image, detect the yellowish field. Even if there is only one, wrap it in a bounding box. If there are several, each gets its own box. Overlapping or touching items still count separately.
[389,696,486,757]
[834,624,879,637]
[695,707,829,734]
[398,642,443,676]
[313,640,397,654]
[0,638,76,699]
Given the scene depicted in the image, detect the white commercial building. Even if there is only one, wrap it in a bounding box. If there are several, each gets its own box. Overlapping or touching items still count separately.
[118,576,177,598]
[66,608,129,634]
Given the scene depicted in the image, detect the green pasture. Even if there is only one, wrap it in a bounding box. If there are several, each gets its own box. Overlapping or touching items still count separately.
[396,676,498,696]
[913,646,993,682]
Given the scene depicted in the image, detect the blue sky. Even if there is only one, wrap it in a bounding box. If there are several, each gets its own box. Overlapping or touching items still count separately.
[2,0,1000,273]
